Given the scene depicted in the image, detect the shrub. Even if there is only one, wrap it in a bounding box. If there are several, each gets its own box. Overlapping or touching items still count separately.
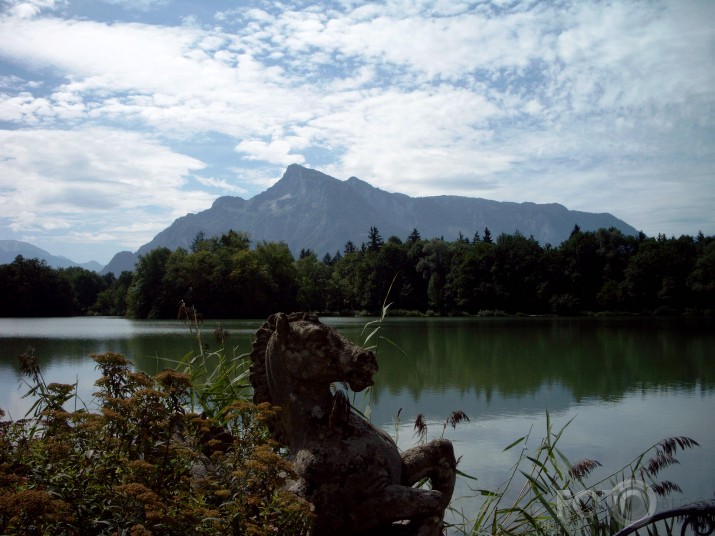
[0,350,313,535]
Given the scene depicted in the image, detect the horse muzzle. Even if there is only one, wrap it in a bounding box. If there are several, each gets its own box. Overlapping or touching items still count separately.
[346,350,378,392]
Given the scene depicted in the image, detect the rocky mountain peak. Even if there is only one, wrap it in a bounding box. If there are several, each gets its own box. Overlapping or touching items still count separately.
[101,165,638,274]
[275,164,335,186]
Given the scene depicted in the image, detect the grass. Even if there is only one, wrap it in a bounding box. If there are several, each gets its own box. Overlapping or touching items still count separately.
[442,412,700,535]
[172,301,254,419]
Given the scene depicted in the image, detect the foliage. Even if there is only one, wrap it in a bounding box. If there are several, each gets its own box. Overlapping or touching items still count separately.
[2,226,714,318]
[0,349,313,535]
[294,250,332,312]
[92,271,133,316]
[0,256,76,316]
[172,301,253,419]
[0,256,127,317]
[121,227,711,318]
[449,413,699,535]
[126,247,173,319]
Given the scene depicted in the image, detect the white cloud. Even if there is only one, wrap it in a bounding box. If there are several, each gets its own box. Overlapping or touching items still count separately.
[195,176,248,195]
[235,138,306,167]
[2,1,710,152]
[0,0,713,262]
[4,0,61,19]
[307,85,510,193]
[0,128,214,261]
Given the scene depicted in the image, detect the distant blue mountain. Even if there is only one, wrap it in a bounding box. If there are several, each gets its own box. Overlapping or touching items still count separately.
[0,240,102,272]
[102,164,639,274]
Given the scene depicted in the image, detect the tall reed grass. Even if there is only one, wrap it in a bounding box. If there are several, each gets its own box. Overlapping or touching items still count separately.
[445,412,699,535]
[171,301,253,419]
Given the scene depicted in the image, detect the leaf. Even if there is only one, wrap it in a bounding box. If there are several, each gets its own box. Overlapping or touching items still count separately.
[380,301,394,321]
[363,326,381,346]
[526,455,547,470]
[456,468,479,481]
[360,318,380,335]
[473,488,499,496]
[503,436,527,452]
[532,491,573,535]
[507,507,550,536]
[377,335,409,358]
[556,447,575,475]
[521,470,549,495]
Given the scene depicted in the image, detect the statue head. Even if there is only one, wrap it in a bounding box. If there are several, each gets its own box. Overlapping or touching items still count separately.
[250,312,378,405]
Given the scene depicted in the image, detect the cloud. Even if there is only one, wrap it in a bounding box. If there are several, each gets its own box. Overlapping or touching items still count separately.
[2,1,710,161]
[0,0,713,262]
[98,0,171,11]
[309,85,505,181]
[222,0,713,207]
[235,138,306,167]
[3,0,61,19]
[195,176,248,195]
[0,128,214,261]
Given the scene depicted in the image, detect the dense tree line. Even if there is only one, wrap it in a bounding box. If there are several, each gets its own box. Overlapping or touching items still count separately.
[1,226,714,318]
[0,257,132,317]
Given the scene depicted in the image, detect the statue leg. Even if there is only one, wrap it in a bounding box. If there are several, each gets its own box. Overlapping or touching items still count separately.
[351,485,445,536]
[400,439,457,535]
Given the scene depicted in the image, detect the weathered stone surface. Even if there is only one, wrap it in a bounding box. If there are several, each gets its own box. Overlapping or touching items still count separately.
[250,312,457,536]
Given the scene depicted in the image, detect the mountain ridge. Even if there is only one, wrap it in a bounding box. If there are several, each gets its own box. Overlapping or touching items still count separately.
[0,240,103,272]
[102,164,638,274]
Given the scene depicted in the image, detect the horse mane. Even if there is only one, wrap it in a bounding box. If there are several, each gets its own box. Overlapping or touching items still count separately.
[249,311,321,406]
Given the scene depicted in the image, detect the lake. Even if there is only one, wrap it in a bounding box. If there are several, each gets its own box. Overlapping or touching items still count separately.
[1,315,714,532]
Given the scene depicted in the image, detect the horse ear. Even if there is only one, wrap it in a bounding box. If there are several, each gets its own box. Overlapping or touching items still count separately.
[276,312,289,344]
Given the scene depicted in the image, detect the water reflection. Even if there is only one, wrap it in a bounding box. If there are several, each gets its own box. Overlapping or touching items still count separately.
[323,317,714,418]
[1,316,713,416]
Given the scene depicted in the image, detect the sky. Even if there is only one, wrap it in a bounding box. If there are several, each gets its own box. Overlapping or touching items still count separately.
[1,0,714,265]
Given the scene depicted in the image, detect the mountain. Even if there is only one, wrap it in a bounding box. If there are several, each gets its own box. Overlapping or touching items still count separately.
[0,240,103,271]
[99,251,137,275]
[102,164,638,274]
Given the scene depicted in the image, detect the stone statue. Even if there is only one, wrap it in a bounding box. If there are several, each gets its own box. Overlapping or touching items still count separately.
[250,312,457,536]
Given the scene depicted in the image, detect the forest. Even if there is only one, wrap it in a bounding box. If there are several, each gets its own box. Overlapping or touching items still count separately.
[1,226,713,318]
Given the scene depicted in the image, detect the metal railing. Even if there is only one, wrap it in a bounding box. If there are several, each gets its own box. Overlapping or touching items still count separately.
[613,504,715,536]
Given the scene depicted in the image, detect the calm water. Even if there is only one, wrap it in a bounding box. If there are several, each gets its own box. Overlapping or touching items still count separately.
[1,316,714,530]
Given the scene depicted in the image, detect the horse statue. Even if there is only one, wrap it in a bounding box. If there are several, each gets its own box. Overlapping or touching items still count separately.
[250,312,457,536]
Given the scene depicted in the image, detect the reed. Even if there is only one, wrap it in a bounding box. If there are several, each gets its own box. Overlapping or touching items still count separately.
[447,411,700,535]
[169,301,254,420]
